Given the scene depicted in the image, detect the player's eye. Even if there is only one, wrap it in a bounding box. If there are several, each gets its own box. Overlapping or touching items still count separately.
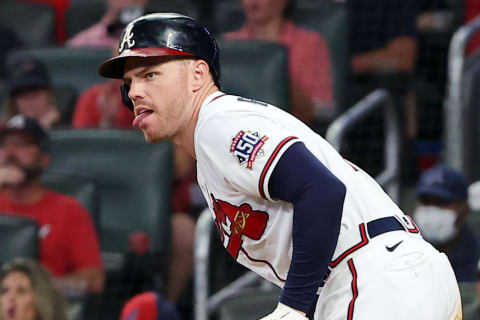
[146,72,156,80]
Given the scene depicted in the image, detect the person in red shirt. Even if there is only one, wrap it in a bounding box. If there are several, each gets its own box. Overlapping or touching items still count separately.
[0,115,104,294]
[72,79,134,129]
[224,0,334,127]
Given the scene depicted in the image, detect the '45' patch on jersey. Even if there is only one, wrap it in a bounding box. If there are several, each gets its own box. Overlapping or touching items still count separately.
[230,131,268,169]
[211,194,268,259]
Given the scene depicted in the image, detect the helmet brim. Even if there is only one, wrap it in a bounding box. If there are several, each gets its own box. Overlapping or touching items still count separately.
[98,47,195,79]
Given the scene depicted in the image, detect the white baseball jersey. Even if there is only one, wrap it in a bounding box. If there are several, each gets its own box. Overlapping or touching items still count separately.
[196,91,403,285]
[195,91,461,319]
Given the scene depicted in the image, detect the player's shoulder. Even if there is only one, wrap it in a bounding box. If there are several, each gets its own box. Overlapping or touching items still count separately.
[197,94,281,137]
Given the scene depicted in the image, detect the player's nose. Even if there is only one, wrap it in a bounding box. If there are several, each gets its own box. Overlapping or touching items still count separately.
[128,81,145,102]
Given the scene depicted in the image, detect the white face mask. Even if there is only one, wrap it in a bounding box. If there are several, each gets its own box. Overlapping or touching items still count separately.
[414,205,458,245]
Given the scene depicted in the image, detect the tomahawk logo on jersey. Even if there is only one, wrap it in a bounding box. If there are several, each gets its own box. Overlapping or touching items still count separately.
[210,193,268,259]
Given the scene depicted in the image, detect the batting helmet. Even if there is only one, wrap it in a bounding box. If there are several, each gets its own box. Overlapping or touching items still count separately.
[98,13,221,110]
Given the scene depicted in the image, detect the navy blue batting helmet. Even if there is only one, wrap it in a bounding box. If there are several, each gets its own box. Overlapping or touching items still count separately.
[98,13,221,85]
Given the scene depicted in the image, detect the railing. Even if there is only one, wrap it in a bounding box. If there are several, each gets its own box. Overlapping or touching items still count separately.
[444,16,480,175]
[194,209,265,320]
[326,89,401,203]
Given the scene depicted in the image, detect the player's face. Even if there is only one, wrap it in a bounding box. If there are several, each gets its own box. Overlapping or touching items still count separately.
[0,271,37,320]
[123,57,193,143]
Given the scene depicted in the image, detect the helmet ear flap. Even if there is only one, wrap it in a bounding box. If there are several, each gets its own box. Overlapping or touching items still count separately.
[120,83,134,111]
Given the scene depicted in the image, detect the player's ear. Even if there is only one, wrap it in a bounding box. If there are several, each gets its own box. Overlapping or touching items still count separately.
[191,59,211,91]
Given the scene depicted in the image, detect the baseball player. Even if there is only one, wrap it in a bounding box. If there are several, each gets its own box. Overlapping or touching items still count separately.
[98,13,462,319]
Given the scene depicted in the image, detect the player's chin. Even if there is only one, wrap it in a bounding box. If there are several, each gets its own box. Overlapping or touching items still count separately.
[143,131,164,144]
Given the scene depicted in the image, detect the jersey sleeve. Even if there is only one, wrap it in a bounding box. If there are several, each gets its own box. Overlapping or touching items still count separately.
[196,102,300,201]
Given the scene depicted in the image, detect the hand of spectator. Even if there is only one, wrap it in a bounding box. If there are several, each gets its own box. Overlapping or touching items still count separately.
[38,105,60,129]
[0,165,26,188]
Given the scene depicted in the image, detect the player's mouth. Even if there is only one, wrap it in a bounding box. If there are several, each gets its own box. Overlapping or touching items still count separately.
[7,306,16,319]
[132,107,154,128]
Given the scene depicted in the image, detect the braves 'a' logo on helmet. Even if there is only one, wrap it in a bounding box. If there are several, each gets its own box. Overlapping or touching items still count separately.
[119,23,136,53]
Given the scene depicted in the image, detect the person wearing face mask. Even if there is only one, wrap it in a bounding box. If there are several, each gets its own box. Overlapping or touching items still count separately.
[413,163,480,282]
[0,257,67,320]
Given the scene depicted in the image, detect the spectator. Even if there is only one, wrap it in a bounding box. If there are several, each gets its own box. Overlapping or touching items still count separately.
[119,291,178,320]
[72,39,134,128]
[66,0,148,48]
[1,57,60,129]
[0,257,67,320]
[0,115,105,294]
[224,0,334,127]
[349,0,419,76]
[412,164,480,283]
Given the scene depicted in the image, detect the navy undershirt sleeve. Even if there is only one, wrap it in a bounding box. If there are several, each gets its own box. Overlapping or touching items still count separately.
[268,142,346,312]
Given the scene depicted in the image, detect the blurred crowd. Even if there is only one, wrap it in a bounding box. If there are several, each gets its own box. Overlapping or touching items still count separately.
[0,0,480,319]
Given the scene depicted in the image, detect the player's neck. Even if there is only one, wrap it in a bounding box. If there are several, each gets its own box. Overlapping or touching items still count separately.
[173,83,219,159]
[4,180,45,205]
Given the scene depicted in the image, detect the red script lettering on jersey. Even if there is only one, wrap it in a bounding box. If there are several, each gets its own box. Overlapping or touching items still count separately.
[211,194,268,259]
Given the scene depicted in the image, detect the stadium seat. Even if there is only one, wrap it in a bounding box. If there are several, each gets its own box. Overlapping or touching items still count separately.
[217,287,281,320]
[0,0,55,47]
[52,84,79,126]
[66,0,106,39]
[0,214,39,266]
[41,171,99,230]
[460,52,480,182]
[44,129,173,257]
[217,39,290,111]
[66,0,199,40]
[6,47,112,94]
[292,1,350,113]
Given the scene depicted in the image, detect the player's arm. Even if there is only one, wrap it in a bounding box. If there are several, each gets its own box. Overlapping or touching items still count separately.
[267,142,346,315]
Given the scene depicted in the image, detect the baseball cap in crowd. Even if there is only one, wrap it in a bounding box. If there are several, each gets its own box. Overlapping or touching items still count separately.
[416,164,468,202]
[120,292,179,320]
[6,56,51,96]
[0,115,50,151]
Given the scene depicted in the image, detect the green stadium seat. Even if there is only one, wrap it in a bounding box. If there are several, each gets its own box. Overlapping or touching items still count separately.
[44,129,173,257]
[66,0,106,39]
[218,39,290,111]
[217,287,281,320]
[6,47,112,94]
[458,282,480,320]
[41,171,99,229]
[0,0,55,47]
[292,1,350,113]
[0,214,39,266]
[51,84,79,126]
